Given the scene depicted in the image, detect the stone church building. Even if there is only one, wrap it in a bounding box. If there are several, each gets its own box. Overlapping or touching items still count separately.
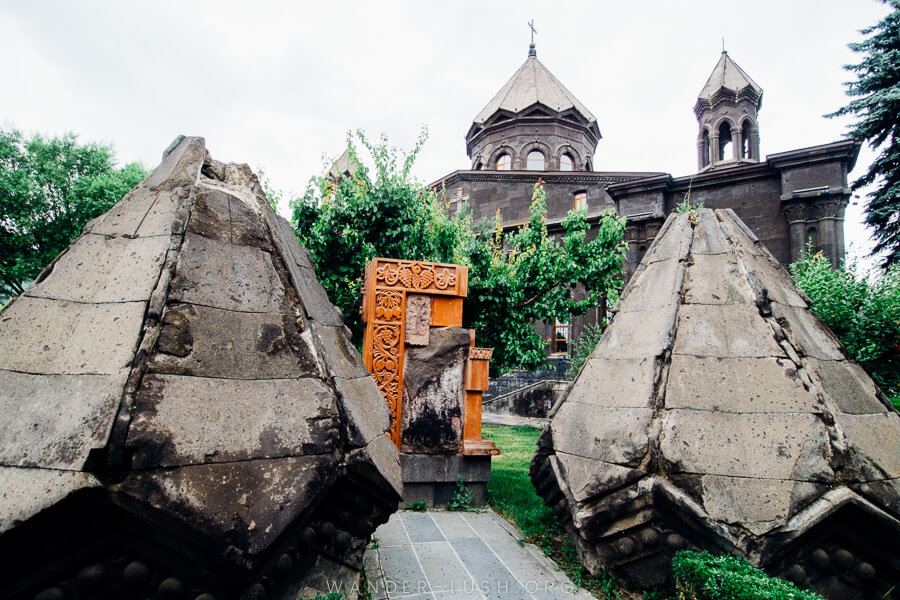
[432,42,861,357]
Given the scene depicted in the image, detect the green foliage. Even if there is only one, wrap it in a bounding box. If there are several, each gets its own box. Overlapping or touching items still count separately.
[446,474,475,511]
[291,128,473,342]
[675,198,703,216]
[405,500,428,512]
[671,551,824,600]
[827,2,900,266]
[0,127,147,296]
[291,131,627,373]
[566,322,607,378]
[790,251,900,405]
[466,182,627,373]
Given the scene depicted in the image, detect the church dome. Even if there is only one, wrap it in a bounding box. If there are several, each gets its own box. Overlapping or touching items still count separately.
[466,44,601,172]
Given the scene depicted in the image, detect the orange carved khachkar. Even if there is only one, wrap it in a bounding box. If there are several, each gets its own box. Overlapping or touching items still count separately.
[362,259,467,446]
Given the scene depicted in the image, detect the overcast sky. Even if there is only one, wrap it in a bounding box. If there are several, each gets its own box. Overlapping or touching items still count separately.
[0,1,891,264]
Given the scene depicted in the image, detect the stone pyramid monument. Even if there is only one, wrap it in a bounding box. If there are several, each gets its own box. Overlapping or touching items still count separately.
[0,137,401,599]
[531,208,900,599]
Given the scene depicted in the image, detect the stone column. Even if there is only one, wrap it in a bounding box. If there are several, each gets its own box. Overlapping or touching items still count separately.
[783,204,808,263]
[750,129,761,161]
[710,134,720,166]
[815,200,839,268]
[697,139,707,170]
[731,127,742,162]
[834,199,848,265]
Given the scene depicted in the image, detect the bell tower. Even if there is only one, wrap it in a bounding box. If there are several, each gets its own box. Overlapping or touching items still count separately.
[694,51,763,170]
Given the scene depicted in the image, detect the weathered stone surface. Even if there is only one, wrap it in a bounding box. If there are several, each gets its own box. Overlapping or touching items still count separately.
[683,253,753,305]
[0,370,126,469]
[772,303,845,360]
[643,214,693,264]
[835,412,900,480]
[169,232,285,312]
[334,375,391,448]
[0,467,100,533]
[404,294,431,345]
[0,137,401,600]
[666,355,819,412]
[554,403,653,466]
[673,303,785,358]
[532,209,900,596]
[121,455,334,555]
[806,358,889,415]
[128,374,339,468]
[567,357,657,408]
[660,410,823,479]
[150,302,318,379]
[24,234,169,303]
[0,296,144,374]
[701,475,794,535]
[401,327,470,454]
[616,258,684,312]
[595,303,677,360]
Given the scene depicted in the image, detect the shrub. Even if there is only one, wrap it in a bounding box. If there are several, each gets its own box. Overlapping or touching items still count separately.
[671,551,824,600]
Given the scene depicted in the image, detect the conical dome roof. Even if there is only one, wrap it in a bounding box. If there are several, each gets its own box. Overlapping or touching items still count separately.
[531,208,900,598]
[473,48,597,125]
[697,51,762,109]
[0,137,401,599]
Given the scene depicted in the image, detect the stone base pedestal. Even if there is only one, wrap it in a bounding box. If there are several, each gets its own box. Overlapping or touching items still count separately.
[400,454,492,508]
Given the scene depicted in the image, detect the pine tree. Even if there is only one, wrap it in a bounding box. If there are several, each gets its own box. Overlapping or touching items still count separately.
[828,2,900,266]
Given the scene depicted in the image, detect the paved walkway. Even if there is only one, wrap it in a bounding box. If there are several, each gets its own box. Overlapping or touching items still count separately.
[364,510,593,600]
[481,413,548,428]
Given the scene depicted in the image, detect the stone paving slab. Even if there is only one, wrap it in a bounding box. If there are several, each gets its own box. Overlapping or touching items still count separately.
[368,510,593,600]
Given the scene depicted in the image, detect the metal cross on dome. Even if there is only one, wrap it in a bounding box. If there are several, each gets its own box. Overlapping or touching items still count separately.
[528,19,537,44]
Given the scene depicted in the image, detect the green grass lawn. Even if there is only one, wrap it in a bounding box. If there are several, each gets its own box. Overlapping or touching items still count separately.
[482,424,635,600]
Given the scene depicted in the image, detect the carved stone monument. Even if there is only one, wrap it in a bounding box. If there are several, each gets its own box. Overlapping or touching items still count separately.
[0,137,402,600]
[362,258,498,506]
[531,208,900,600]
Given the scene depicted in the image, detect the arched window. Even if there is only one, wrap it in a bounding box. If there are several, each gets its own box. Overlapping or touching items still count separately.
[741,121,753,159]
[560,153,574,171]
[718,122,733,161]
[527,150,545,171]
[495,153,511,170]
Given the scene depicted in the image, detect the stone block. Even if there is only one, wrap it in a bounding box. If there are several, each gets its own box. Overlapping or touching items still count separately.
[150,303,319,379]
[84,187,159,237]
[556,451,644,503]
[683,253,754,305]
[643,215,692,263]
[127,374,339,468]
[144,136,205,188]
[0,296,145,375]
[121,455,335,555]
[690,209,731,255]
[617,258,684,313]
[25,234,169,304]
[567,357,657,408]
[835,412,900,480]
[0,370,126,469]
[552,403,653,466]
[399,454,491,483]
[349,434,404,498]
[334,375,391,448]
[660,410,822,479]
[738,251,808,308]
[805,358,889,415]
[701,475,794,535]
[772,304,845,360]
[673,303,785,358]
[0,467,100,533]
[595,303,677,360]
[169,232,285,313]
[666,355,819,412]
[309,322,369,379]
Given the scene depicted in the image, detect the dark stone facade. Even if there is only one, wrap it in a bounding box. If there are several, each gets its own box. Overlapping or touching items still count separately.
[432,48,861,356]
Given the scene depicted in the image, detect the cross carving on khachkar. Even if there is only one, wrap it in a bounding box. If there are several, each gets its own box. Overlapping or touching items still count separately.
[361,258,498,456]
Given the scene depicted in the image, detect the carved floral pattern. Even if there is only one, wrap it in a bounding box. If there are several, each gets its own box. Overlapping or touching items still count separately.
[470,347,494,360]
[372,323,402,440]
[375,290,402,321]
[375,260,458,292]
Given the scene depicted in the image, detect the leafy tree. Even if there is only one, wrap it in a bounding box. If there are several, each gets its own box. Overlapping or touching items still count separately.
[827,2,900,266]
[465,184,626,373]
[790,251,900,406]
[0,128,147,296]
[291,130,627,373]
[291,129,473,340]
